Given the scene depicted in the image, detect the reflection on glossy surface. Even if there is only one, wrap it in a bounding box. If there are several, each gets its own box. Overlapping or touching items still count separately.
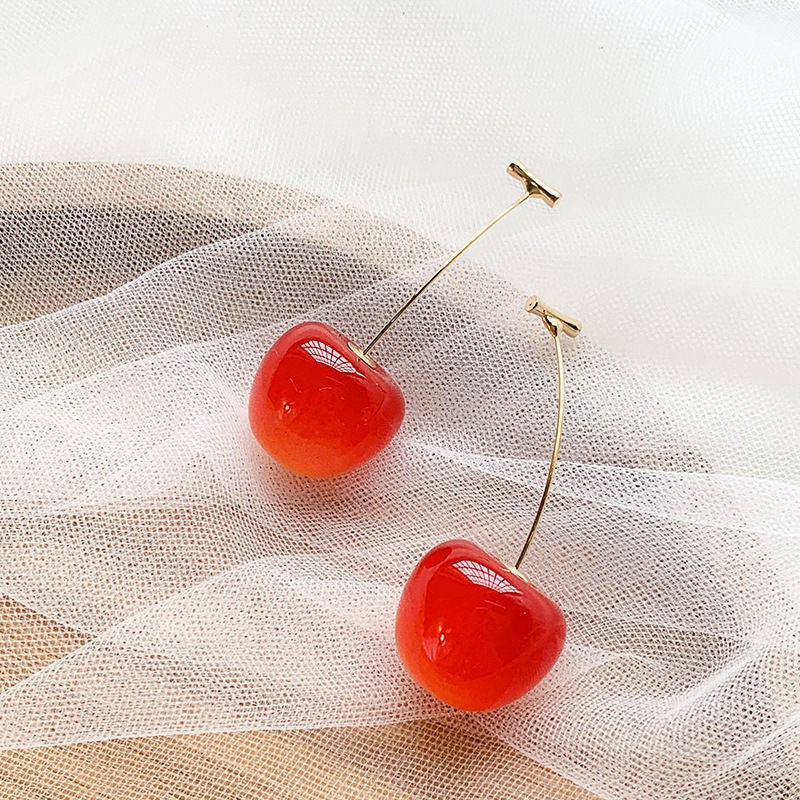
[451,559,519,594]
[300,339,358,374]
[396,539,566,711]
[249,321,405,477]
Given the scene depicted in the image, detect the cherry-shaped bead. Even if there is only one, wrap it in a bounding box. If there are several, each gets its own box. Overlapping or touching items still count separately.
[249,321,405,478]
[395,539,566,711]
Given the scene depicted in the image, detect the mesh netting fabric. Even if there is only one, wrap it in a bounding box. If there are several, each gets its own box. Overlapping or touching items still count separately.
[0,163,797,799]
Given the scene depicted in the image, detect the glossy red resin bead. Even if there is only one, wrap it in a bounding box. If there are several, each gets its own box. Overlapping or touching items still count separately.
[249,321,405,478]
[396,539,566,711]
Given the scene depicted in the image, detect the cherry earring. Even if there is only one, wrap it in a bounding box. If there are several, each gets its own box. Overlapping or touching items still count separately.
[395,296,581,711]
[248,163,561,477]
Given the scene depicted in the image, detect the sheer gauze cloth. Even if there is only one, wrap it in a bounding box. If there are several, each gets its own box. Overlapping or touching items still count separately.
[0,161,797,800]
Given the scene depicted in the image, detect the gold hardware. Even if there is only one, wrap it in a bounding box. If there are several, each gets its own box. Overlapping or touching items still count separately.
[347,341,377,368]
[525,296,582,338]
[515,296,581,570]
[506,163,561,207]
[360,163,560,358]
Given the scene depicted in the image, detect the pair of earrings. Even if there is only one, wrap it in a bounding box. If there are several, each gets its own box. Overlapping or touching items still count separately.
[249,164,581,711]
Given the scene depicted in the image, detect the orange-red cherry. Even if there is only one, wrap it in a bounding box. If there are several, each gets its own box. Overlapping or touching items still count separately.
[396,539,566,711]
[249,321,405,477]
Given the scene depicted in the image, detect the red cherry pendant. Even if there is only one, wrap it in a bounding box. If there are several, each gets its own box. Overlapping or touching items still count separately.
[395,539,566,711]
[249,321,405,477]
[248,165,563,478]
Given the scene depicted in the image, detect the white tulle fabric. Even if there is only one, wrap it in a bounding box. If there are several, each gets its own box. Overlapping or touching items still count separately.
[1,1,799,799]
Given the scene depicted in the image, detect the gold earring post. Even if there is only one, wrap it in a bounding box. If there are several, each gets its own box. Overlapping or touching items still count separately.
[515,296,581,570]
[360,163,561,357]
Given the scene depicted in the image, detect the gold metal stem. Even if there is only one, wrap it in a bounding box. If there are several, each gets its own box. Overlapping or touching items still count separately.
[515,296,581,570]
[361,163,560,357]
